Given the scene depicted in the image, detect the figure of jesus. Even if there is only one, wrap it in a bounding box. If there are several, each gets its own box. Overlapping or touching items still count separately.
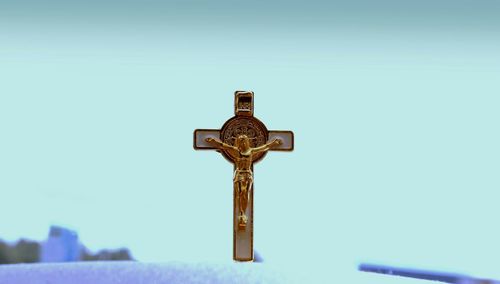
[206,135,282,229]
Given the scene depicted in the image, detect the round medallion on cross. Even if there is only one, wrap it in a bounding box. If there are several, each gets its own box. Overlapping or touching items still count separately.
[220,116,269,163]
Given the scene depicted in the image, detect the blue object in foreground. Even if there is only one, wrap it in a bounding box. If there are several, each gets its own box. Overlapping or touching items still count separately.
[359,263,500,284]
[41,226,80,263]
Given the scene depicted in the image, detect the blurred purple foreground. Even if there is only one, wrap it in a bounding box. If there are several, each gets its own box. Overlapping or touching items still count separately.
[0,261,438,284]
[0,261,290,284]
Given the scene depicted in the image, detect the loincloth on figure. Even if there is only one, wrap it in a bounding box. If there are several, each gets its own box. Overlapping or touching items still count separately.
[233,169,253,183]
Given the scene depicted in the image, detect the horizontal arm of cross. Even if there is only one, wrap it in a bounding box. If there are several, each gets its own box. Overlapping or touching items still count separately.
[193,129,221,150]
[268,130,294,151]
[194,129,293,151]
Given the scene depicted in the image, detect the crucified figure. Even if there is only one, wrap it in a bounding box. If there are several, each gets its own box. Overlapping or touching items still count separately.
[206,135,282,229]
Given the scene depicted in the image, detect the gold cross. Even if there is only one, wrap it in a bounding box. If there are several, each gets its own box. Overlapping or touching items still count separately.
[194,91,294,262]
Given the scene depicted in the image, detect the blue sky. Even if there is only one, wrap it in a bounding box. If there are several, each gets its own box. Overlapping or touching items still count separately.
[1,0,500,280]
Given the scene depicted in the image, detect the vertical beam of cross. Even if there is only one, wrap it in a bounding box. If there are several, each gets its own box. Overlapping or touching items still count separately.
[194,91,294,262]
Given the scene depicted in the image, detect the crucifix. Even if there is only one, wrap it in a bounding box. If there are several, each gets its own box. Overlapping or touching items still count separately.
[193,91,294,262]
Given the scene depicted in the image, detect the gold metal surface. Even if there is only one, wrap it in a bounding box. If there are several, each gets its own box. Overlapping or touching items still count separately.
[193,91,294,262]
[206,135,281,229]
[234,90,254,116]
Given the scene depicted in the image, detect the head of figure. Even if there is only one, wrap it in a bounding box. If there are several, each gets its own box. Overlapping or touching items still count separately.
[235,135,251,151]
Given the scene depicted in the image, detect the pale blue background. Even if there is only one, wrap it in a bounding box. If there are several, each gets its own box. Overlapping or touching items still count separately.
[1,0,499,280]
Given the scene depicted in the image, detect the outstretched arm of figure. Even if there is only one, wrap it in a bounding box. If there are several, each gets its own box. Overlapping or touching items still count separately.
[205,137,237,151]
[252,139,282,154]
